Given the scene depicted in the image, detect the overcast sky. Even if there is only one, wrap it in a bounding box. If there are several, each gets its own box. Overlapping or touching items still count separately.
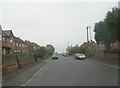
[0,1,118,53]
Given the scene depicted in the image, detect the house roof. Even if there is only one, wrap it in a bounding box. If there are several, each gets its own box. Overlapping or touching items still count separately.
[2,30,9,38]
[0,25,2,34]
[25,40,34,46]
[4,30,14,37]
[14,37,26,44]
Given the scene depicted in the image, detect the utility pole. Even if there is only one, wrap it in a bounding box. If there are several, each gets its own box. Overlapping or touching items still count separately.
[89,27,91,42]
[67,41,69,48]
[67,41,69,53]
[86,26,89,42]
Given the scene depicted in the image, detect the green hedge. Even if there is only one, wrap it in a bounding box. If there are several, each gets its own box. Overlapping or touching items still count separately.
[2,52,35,66]
[2,54,17,66]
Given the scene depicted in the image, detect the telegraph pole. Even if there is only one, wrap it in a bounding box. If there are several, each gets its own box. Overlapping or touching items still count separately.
[67,41,69,48]
[67,41,69,54]
[89,27,91,42]
[86,26,89,42]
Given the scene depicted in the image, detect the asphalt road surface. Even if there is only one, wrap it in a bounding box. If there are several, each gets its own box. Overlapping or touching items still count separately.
[3,55,118,86]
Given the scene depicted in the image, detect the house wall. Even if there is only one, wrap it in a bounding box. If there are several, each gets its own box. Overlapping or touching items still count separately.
[94,44,105,52]
[0,26,2,65]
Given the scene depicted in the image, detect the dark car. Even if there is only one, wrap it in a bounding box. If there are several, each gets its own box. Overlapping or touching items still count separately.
[52,53,58,59]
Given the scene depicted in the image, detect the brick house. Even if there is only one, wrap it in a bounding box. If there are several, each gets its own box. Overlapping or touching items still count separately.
[93,41,120,52]
[80,41,96,51]
[93,43,105,52]
[111,41,120,51]
[13,37,28,53]
[33,42,40,51]
[2,30,11,54]
[0,26,2,55]
[2,30,28,53]
[3,30,15,53]
[25,40,40,52]
[25,40,34,52]
[1,27,40,54]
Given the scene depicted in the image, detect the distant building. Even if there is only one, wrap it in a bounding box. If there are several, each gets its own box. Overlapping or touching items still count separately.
[25,40,34,52]
[81,41,120,52]
[111,41,120,51]
[80,41,95,51]
[33,42,40,51]
[25,40,40,52]
[93,43,105,52]
[13,37,28,53]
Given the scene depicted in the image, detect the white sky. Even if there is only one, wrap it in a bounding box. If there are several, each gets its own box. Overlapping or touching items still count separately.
[0,1,118,53]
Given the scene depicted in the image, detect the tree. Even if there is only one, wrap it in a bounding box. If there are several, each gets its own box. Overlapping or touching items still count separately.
[36,46,47,58]
[67,45,88,56]
[46,44,55,55]
[78,47,88,56]
[94,7,119,51]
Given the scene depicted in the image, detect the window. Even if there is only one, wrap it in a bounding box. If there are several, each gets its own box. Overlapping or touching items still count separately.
[2,37,5,41]
[16,43,18,46]
[111,44,112,46]
[3,49,6,54]
[14,42,16,46]
[10,39,13,43]
[0,34,1,40]
[22,44,24,47]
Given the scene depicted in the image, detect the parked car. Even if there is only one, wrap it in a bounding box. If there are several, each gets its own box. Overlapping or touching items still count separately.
[52,53,58,59]
[75,53,86,60]
[62,53,68,57]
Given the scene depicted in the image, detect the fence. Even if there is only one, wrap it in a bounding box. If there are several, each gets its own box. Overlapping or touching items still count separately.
[92,51,104,58]
[2,52,37,78]
[91,51,118,65]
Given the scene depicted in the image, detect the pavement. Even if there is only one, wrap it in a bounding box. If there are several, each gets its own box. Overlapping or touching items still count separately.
[2,55,118,86]
[2,59,48,86]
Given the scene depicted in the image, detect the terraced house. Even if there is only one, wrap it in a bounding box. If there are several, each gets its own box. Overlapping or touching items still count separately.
[1,26,40,54]
[1,29,27,54]
[25,40,40,52]
[2,30,11,54]
[13,36,28,53]
[0,27,1,65]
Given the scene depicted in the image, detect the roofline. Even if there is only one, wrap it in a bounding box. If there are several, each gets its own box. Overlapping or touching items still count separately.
[3,30,14,37]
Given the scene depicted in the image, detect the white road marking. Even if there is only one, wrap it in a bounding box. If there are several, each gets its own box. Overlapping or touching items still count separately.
[20,68,43,86]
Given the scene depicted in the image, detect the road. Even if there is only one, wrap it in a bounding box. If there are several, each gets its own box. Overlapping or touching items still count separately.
[3,55,118,86]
